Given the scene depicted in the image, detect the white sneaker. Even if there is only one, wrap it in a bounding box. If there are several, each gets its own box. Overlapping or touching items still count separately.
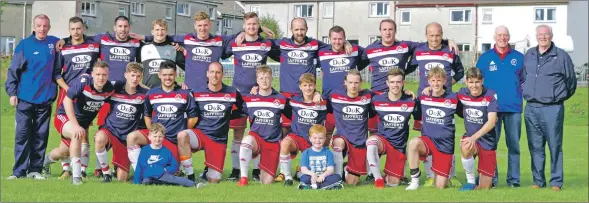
[7,175,19,180]
[196,182,207,189]
[405,183,420,190]
[26,172,46,180]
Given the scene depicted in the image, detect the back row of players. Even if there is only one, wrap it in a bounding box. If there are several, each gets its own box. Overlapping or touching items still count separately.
[43,11,499,190]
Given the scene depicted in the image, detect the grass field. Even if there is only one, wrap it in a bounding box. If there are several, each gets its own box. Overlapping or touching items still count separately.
[0,57,588,202]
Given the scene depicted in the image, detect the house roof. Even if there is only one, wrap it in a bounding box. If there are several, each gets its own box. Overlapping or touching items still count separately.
[396,0,569,8]
[218,1,245,18]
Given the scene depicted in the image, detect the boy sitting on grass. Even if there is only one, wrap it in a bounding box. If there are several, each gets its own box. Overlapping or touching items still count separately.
[134,123,202,188]
[298,125,343,190]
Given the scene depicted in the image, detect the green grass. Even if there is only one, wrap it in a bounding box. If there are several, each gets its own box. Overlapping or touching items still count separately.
[1,58,588,202]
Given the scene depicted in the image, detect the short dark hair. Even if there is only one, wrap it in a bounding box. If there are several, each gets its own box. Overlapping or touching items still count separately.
[159,61,176,71]
[114,16,130,25]
[387,68,405,80]
[69,16,83,24]
[328,26,346,38]
[465,68,483,80]
[379,19,397,31]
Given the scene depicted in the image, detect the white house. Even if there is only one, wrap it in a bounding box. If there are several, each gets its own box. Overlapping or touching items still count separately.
[476,0,572,53]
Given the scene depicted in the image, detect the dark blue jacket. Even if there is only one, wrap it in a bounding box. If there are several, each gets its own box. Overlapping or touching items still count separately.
[522,42,577,106]
[5,33,60,104]
[476,48,524,112]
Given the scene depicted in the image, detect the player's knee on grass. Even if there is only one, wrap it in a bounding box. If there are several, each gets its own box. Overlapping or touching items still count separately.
[52,143,70,160]
[478,174,493,189]
[387,176,400,185]
[435,175,448,189]
[345,174,360,185]
[94,132,109,151]
[260,171,274,184]
[280,136,295,155]
[117,170,129,181]
[206,169,222,183]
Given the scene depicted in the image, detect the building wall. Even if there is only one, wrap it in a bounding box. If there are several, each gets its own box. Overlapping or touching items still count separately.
[32,1,76,38]
[477,4,568,53]
[83,1,130,36]
[176,1,219,35]
[567,1,588,66]
[220,15,244,35]
[332,1,391,46]
[0,3,32,44]
[246,4,289,38]
[396,6,476,46]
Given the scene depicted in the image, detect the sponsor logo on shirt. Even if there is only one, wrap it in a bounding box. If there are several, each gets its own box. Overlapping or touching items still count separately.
[203,103,226,117]
[242,53,262,62]
[383,113,405,128]
[116,104,138,120]
[109,47,132,61]
[329,58,350,67]
[465,108,484,124]
[378,57,399,66]
[147,155,162,164]
[157,105,179,119]
[287,50,309,65]
[84,101,104,111]
[193,47,212,56]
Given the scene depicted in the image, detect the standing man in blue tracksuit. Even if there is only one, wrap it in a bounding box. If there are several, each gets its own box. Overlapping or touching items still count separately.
[475,25,524,187]
[522,24,576,191]
[5,14,60,180]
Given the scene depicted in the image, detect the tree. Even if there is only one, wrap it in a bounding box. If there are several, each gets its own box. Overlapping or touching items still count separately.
[0,1,6,16]
[259,14,283,39]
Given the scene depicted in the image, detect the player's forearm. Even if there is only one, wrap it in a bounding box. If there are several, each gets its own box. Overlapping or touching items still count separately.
[322,167,335,176]
[300,167,316,176]
[473,120,496,140]
[144,117,152,129]
[187,118,198,129]
[63,98,80,126]
[56,78,69,90]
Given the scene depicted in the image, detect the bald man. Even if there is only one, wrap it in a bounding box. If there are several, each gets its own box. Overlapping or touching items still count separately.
[6,14,60,180]
[410,22,464,187]
[176,62,245,183]
[475,26,524,188]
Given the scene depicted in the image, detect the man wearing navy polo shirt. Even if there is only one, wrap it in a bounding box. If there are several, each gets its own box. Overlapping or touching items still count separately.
[475,26,524,187]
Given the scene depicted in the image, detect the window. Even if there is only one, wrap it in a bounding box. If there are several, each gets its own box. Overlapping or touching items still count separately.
[131,2,145,16]
[250,6,260,15]
[223,18,232,28]
[450,9,471,23]
[482,8,492,23]
[348,39,359,45]
[177,3,190,16]
[369,36,382,44]
[1,36,16,55]
[209,7,216,20]
[217,21,222,34]
[118,6,126,16]
[322,36,329,44]
[482,43,492,52]
[400,10,410,24]
[535,8,556,22]
[165,7,172,19]
[323,3,333,18]
[81,2,96,16]
[510,43,516,49]
[295,5,313,18]
[369,2,389,17]
[458,44,471,51]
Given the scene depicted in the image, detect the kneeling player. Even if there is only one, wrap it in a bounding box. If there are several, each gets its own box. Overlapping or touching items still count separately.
[237,65,288,186]
[176,62,244,183]
[94,63,148,182]
[368,68,419,188]
[457,68,498,190]
[298,125,343,190]
[43,62,114,185]
[277,73,327,186]
[126,61,198,172]
[406,67,458,190]
[134,123,198,188]
[328,70,375,185]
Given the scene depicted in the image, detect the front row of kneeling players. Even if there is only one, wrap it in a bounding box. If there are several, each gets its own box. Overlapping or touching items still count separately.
[43,60,498,191]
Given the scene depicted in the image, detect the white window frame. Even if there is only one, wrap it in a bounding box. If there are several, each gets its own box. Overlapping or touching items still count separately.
[131,2,145,16]
[223,18,232,28]
[250,6,260,15]
[323,3,333,18]
[368,36,382,44]
[295,4,313,18]
[2,37,16,55]
[400,10,411,25]
[369,2,389,18]
[458,44,471,51]
[177,3,190,17]
[322,36,329,44]
[449,9,472,24]
[118,6,126,17]
[534,7,556,22]
[81,2,97,17]
[165,7,172,20]
[482,8,492,24]
[482,43,492,52]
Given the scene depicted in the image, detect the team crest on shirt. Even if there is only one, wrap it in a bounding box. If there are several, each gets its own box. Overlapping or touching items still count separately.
[511,59,517,66]
[305,43,312,50]
[401,104,408,111]
[442,53,449,60]
[175,94,183,101]
[273,99,281,106]
[224,94,231,101]
[50,49,54,55]
[444,99,452,107]
[135,97,143,104]
[481,99,488,105]
[88,44,95,50]
[361,96,368,103]
[260,43,268,50]
[48,44,54,49]
[210,39,217,44]
[165,50,172,56]
[396,46,403,52]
